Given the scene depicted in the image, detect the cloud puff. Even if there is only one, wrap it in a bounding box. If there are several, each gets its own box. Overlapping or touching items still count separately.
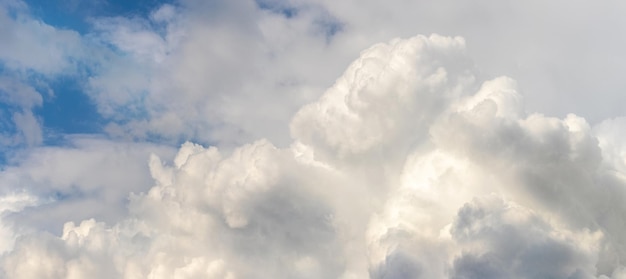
[3,33,626,279]
[291,34,474,159]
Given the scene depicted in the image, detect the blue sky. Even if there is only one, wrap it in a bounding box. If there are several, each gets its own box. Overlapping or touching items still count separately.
[0,0,174,161]
[24,0,165,32]
[0,0,329,160]
[3,0,626,278]
[23,0,170,130]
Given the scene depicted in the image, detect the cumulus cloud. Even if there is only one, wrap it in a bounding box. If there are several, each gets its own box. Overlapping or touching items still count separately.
[313,0,626,123]
[2,33,626,279]
[291,35,474,158]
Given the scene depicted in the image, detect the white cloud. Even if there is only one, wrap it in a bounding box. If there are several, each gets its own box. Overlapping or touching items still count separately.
[2,34,626,278]
[0,192,38,253]
[291,34,474,159]
[0,77,43,148]
[0,1,83,75]
[12,0,619,149]
[313,0,626,123]
[0,77,42,109]
[5,0,626,144]
[73,0,626,150]
[12,110,42,146]
[0,1,92,149]
[3,0,626,278]
[0,136,175,242]
[83,0,352,147]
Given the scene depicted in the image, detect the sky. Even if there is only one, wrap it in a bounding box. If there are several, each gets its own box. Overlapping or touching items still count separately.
[1,0,626,278]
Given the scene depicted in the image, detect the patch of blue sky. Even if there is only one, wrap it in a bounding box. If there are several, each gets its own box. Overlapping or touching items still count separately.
[37,77,104,136]
[1,0,181,166]
[21,0,90,33]
[49,186,86,202]
[0,106,20,166]
[0,103,18,136]
[23,0,173,34]
[254,0,343,42]
[314,14,343,43]
[0,78,93,164]
[144,131,190,148]
[0,71,20,165]
[256,0,299,18]
[321,20,342,38]
[0,62,102,139]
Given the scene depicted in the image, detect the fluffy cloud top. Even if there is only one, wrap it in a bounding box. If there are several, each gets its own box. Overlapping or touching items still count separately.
[2,33,626,279]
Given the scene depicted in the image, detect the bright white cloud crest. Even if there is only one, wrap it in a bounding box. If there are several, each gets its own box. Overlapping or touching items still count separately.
[2,31,626,279]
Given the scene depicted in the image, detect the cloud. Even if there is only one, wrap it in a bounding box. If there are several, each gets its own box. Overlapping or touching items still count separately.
[449,195,601,279]
[1,139,345,278]
[0,192,38,253]
[313,0,626,123]
[291,34,474,159]
[12,0,626,149]
[5,0,626,144]
[3,32,626,279]
[0,1,83,75]
[0,1,95,151]
[83,0,351,147]
[0,77,43,148]
[72,0,626,151]
[0,136,175,254]
[3,1,626,277]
